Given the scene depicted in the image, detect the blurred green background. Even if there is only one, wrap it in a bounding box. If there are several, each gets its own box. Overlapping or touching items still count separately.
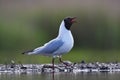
[0,0,120,64]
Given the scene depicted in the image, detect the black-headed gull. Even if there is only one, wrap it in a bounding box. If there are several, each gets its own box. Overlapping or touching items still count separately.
[22,17,76,70]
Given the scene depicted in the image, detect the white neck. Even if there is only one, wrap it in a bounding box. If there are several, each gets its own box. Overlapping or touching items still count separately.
[57,21,72,38]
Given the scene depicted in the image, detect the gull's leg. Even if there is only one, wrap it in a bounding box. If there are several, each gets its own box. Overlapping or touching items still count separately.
[59,57,64,63]
[59,56,69,66]
[59,56,75,67]
[52,57,55,71]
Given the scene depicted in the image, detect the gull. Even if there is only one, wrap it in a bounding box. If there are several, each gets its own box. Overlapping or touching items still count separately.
[22,17,76,70]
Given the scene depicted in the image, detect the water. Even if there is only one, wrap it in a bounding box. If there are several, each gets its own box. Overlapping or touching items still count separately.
[0,72,120,80]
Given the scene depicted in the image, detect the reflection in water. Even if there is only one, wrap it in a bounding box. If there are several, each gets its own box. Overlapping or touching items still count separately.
[0,72,120,80]
[52,72,55,80]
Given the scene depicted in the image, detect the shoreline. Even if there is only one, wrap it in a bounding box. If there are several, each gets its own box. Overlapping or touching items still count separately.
[1,61,120,73]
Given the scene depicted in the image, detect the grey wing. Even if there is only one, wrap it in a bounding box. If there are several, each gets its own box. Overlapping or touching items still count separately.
[34,39,64,54]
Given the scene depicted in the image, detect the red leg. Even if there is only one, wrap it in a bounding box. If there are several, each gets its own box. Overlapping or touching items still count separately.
[52,58,55,71]
[59,57,69,66]
[59,57,63,63]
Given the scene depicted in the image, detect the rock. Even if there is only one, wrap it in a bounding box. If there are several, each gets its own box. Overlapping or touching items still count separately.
[1,61,120,73]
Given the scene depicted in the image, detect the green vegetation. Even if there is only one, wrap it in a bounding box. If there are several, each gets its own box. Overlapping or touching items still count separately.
[0,49,120,64]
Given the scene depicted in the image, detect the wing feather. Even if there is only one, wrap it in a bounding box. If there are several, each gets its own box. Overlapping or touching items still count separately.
[33,38,64,54]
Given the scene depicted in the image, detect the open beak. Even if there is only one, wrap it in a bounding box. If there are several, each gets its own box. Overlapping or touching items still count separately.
[71,17,77,23]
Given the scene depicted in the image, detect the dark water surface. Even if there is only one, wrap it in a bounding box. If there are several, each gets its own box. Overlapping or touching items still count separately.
[0,72,120,80]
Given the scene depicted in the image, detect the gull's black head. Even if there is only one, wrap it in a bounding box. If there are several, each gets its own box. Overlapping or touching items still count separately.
[64,17,76,30]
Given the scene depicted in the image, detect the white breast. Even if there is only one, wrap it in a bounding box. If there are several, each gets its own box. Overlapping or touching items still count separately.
[53,21,74,55]
[60,31,74,53]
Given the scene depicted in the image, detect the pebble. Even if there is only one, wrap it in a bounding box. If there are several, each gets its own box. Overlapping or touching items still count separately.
[1,61,120,73]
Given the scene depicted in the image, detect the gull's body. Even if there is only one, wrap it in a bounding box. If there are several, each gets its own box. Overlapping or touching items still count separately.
[26,21,74,57]
[22,17,76,70]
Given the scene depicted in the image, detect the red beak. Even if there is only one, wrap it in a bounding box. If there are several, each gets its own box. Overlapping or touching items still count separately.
[71,17,77,23]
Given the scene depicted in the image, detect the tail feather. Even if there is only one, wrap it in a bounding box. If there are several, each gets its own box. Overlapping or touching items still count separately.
[22,49,34,55]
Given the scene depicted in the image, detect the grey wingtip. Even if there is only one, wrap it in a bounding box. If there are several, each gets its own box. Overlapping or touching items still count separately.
[21,52,25,54]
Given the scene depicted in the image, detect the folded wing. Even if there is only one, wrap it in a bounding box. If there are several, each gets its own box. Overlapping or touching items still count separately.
[23,38,64,56]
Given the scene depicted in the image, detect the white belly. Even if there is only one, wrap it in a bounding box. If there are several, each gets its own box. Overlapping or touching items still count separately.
[53,32,74,55]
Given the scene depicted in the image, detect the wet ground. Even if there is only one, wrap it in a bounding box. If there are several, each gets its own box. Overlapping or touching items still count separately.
[1,61,120,73]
